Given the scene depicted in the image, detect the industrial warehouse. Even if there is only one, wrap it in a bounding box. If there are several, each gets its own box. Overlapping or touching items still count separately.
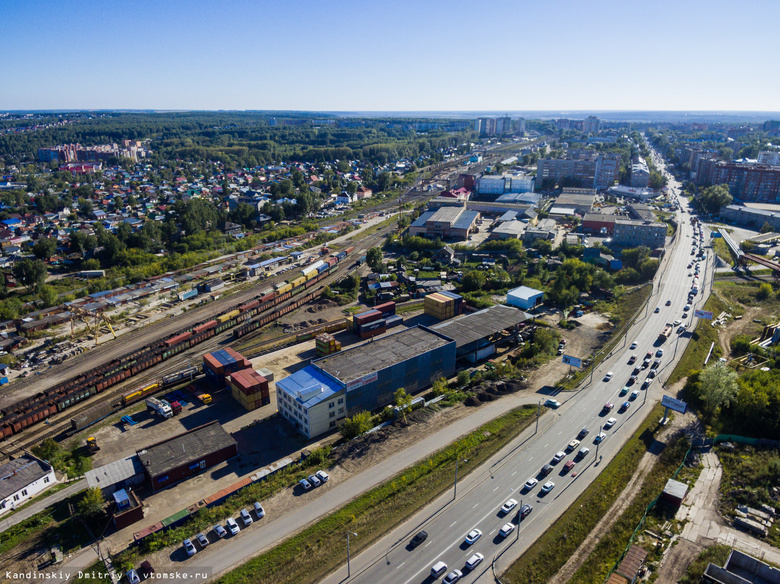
[276,326,457,439]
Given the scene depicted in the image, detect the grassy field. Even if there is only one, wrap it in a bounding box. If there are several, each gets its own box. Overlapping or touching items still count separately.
[560,284,652,390]
[215,405,539,584]
[564,435,690,584]
[712,236,734,265]
[716,445,780,548]
[502,403,667,584]
[666,292,729,385]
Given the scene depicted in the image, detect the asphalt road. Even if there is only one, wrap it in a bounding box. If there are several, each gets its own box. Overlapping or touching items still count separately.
[316,155,716,584]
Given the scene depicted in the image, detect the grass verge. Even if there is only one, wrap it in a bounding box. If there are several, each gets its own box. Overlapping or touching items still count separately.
[70,560,112,584]
[560,284,652,390]
[501,403,667,584]
[678,545,731,584]
[564,434,690,584]
[666,292,728,385]
[214,405,539,584]
[712,236,734,266]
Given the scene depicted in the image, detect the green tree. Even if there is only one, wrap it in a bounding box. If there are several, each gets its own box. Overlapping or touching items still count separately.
[366,247,383,272]
[39,284,58,307]
[339,411,372,439]
[457,370,471,387]
[13,258,48,291]
[70,231,98,255]
[698,184,732,214]
[394,387,413,421]
[761,222,774,234]
[461,270,486,292]
[33,237,57,260]
[76,487,105,518]
[699,362,739,417]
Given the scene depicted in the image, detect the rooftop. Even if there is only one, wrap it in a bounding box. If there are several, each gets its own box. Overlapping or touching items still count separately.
[428,206,464,224]
[85,455,145,491]
[315,326,454,384]
[276,365,345,408]
[452,210,480,230]
[0,454,53,501]
[136,421,236,478]
[432,305,529,348]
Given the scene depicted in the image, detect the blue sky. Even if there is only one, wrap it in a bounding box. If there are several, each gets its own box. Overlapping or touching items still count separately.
[1,0,778,111]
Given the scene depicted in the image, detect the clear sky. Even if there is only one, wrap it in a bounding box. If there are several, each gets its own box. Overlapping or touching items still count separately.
[1,0,778,112]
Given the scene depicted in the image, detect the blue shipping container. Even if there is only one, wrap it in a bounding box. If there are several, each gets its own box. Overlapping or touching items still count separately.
[385,315,403,328]
[358,319,386,332]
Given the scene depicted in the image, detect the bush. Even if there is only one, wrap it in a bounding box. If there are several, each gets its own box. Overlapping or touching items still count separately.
[757,283,772,300]
[456,371,470,387]
[339,411,372,439]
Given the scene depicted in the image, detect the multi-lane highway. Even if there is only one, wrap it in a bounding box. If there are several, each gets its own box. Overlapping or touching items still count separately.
[318,155,714,584]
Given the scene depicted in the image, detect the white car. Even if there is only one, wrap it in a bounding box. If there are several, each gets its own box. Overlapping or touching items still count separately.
[226,517,240,535]
[524,478,538,490]
[499,523,516,537]
[501,498,518,514]
[183,539,197,556]
[240,509,253,526]
[464,528,482,545]
[126,569,141,584]
[315,469,329,483]
[594,432,606,444]
[465,553,484,571]
[213,524,227,538]
[541,481,555,494]
[630,341,638,349]
[552,451,566,463]
[604,371,614,381]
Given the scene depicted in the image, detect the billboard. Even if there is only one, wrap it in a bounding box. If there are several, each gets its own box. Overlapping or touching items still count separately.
[346,372,379,392]
[562,355,582,368]
[661,395,688,414]
[694,310,713,320]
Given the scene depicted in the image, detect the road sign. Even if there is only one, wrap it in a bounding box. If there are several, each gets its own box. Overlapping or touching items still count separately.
[694,310,713,320]
[661,395,687,414]
[562,355,582,368]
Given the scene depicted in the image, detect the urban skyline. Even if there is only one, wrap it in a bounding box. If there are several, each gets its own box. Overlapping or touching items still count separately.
[2,0,779,112]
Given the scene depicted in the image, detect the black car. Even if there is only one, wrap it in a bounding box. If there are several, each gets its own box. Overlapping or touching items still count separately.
[409,531,428,548]
[520,503,533,519]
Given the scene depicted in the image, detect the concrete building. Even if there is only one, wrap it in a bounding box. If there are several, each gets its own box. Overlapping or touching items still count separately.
[523,218,557,243]
[137,421,238,492]
[277,326,457,439]
[630,156,650,188]
[720,204,780,231]
[85,455,146,498]
[408,207,480,240]
[627,203,656,222]
[582,213,617,235]
[554,188,596,215]
[536,150,620,190]
[475,174,534,198]
[612,219,667,249]
[432,305,529,363]
[704,549,780,584]
[583,116,601,134]
[607,185,656,202]
[696,160,780,203]
[505,286,544,310]
[0,454,56,515]
[491,220,525,240]
[757,151,780,166]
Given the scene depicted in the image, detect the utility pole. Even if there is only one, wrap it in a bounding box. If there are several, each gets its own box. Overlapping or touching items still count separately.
[347,531,357,578]
[535,400,541,433]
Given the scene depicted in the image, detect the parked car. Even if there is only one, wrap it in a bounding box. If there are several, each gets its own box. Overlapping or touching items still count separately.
[299,478,312,491]
[213,524,227,539]
[126,569,141,584]
[183,539,196,557]
[308,474,322,488]
[315,469,329,483]
[226,517,240,535]
[254,502,265,518]
[240,509,253,526]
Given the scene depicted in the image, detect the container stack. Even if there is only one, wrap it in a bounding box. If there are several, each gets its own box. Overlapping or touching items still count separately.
[203,348,251,387]
[385,314,404,329]
[228,368,270,411]
[424,291,464,320]
[374,301,397,317]
[315,333,342,357]
[352,309,386,339]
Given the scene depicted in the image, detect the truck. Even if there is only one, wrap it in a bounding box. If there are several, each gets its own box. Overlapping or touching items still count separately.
[658,324,673,343]
[146,397,173,419]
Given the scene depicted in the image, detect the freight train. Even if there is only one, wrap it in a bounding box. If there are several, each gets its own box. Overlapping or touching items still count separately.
[0,247,354,442]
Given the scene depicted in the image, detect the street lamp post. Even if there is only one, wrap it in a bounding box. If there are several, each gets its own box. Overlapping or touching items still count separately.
[454,457,468,500]
[347,531,358,578]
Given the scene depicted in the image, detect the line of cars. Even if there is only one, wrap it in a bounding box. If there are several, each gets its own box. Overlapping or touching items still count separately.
[182,501,266,558]
[299,469,329,491]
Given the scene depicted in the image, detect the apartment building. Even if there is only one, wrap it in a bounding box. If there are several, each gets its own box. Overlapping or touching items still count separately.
[536,150,620,190]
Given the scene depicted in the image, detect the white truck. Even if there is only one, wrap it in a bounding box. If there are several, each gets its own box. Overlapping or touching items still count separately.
[146,397,173,419]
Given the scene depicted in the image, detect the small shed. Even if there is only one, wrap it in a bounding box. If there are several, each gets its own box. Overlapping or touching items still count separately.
[661,478,688,507]
[506,286,544,310]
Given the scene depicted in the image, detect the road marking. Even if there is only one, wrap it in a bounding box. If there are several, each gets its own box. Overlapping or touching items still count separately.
[544,443,548,448]
[424,541,432,548]
[489,529,496,535]
[450,521,457,527]
[472,503,479,509]
[396,562,405,570]
[511,471,517,476]
[493,486,499,492]
[528,457,533,461]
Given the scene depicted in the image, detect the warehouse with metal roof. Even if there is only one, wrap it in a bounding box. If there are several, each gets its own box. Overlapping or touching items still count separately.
[432,305,530,362]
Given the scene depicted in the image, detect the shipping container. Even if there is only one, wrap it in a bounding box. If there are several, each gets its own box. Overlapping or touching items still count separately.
[354,310,383,325]
[374,301,396,316]
[71,401,115,432]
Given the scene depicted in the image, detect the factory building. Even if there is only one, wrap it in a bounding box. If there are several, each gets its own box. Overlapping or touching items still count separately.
[505,286,545,310]
[277,326,457,439]
[0,454,56,515]
[137,421,238,492]
[408,207,481,240]
[432,305,530,363]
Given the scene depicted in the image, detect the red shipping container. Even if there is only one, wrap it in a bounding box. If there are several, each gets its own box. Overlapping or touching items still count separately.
[359,326,386,339]
[203,353,223,375]
[354,310,382,325]
[374,301,396,316]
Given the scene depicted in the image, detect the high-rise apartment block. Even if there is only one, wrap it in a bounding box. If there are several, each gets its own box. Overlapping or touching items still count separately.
[536,149,620,190]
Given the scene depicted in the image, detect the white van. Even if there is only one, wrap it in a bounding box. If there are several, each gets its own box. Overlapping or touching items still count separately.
[431,561,448,578]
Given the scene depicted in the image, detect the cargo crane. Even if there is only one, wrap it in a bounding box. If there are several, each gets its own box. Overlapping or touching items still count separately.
[69,306,117,346]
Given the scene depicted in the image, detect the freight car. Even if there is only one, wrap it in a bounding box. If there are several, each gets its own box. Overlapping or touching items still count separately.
[71,401,117,432]
[0,246,354,441]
